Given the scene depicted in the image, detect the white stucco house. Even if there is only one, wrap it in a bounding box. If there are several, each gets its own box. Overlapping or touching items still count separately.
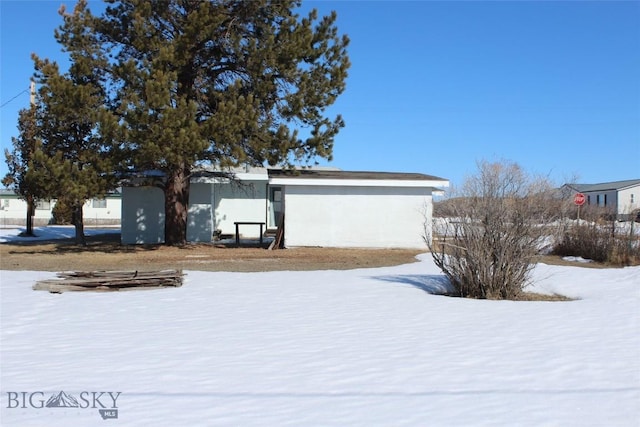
[0,189,122,226]
[565,179,640,220]
[121,167,449,248]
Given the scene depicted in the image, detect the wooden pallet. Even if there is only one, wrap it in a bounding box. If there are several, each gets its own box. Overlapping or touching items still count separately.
[33,270,184,293]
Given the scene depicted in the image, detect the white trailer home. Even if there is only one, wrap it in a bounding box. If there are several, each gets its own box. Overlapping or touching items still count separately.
[566,179,640,220]
[0,189,53,226]
[121,168,449,248]
[0,189,122,226]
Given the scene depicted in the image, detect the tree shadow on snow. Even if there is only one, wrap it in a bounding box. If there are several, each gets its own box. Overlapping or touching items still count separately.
[371,274,457,296]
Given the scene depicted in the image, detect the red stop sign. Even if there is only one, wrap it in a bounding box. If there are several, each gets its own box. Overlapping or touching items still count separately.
[574,192,586,206]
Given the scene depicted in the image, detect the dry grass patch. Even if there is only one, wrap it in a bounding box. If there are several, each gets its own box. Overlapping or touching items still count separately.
[0,235,423,272]
[514,292,575,302]
[536,255,625,269]
[436,289,574,302]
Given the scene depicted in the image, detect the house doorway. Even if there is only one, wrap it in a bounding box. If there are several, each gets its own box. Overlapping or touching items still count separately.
[268,186,283,229]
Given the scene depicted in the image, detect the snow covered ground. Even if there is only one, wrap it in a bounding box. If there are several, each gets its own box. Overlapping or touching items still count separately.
[0,225,120,243]
[1,227,639,426]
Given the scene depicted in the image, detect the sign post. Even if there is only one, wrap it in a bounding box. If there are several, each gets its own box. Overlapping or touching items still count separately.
[574,192,586,220]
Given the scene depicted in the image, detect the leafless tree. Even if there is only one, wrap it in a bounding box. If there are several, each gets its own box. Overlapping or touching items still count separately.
[426,160,559,299]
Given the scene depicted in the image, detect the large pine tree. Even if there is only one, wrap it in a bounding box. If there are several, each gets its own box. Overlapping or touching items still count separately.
[94,0,350,245]
[3,104,40,237]
[26,1,118,245]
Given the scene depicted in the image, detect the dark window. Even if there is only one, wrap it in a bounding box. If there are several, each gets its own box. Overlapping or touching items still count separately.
[269,187,283,227]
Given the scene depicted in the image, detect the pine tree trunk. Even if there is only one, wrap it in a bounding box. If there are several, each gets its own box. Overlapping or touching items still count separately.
[25,196,35,236]
[164,168,190,246]
[71,202,86,246]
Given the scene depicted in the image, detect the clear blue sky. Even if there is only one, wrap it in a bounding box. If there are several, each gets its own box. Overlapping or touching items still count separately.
[1,0,639,188]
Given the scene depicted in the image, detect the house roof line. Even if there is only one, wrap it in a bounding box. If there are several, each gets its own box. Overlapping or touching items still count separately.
[566,179,640,193]
[125,168,450,188]
[267,168,448,182]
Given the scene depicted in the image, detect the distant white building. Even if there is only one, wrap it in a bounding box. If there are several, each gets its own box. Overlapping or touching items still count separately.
[121,167,449,248]
[0,189,122,226]
[564,179,640,220]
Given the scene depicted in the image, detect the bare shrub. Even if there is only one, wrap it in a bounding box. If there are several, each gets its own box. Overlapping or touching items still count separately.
[426,160,558,300]
[553,221,640,266]
[552,222,611,263]
[610,234,640,266]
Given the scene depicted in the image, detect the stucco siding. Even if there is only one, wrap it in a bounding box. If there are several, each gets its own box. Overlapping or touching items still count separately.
[283,185,432,248]
[187,183,213,242]
[213,180,267,236]
[121,186,165,244]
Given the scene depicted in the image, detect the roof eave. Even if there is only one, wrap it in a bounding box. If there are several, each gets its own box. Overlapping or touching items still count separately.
[269,177,450,188]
